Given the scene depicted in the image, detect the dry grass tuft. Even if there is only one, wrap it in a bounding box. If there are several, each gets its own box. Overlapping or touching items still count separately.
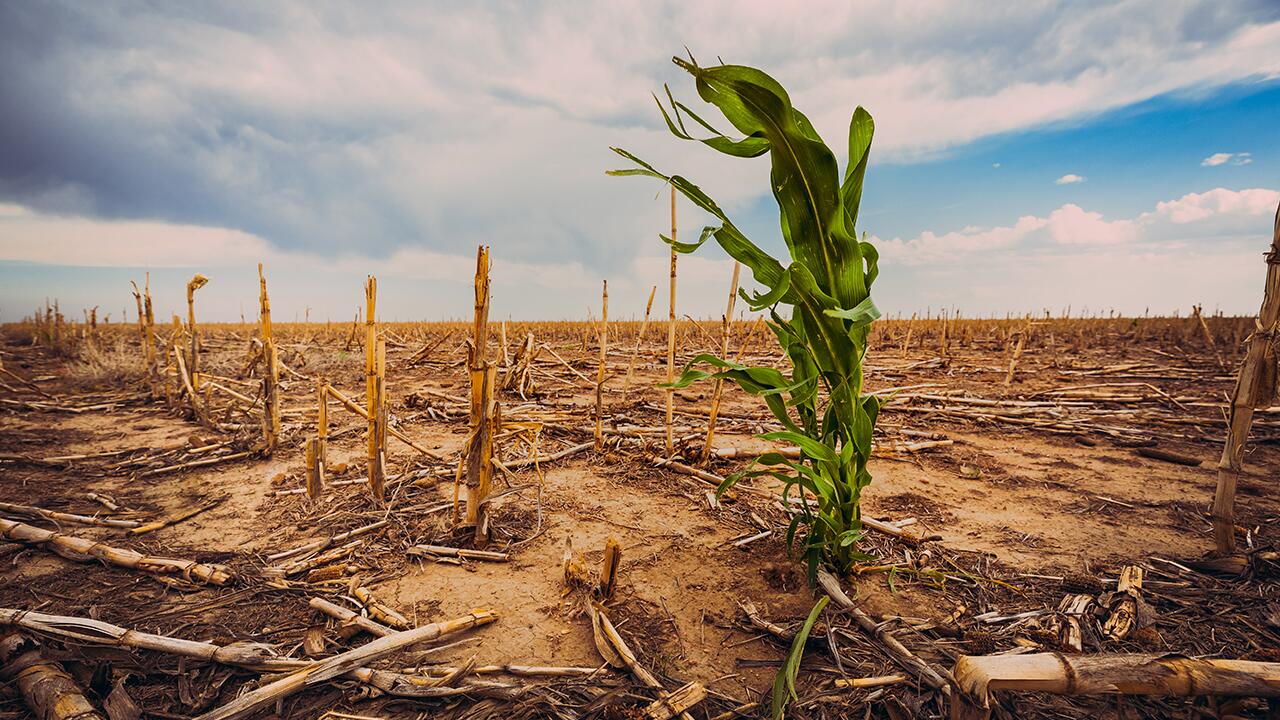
[63,340,145,389]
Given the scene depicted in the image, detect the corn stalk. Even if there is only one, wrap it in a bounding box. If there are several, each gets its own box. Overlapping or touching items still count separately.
[611,55,881,578]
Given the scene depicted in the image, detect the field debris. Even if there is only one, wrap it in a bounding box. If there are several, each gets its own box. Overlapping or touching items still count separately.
[2,212,1279,719]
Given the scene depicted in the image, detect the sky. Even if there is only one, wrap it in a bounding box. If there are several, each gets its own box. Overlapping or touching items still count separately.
[0,1,1278,323]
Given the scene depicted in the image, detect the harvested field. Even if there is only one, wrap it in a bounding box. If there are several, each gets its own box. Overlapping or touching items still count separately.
[3,302,1278,720]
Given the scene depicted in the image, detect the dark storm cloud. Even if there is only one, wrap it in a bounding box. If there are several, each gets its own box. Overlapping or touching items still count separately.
[0,0,1277,271]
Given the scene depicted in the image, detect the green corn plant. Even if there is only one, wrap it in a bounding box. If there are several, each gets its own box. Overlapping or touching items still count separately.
[609,55,881,579]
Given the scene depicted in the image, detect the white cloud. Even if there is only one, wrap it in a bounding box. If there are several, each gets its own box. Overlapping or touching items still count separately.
[877,186,1278,266]
[1146,187,1279,223]
[1045,204,1138,245]
[2,0,1280,266]
[2,186,1276,320]
[1202,152,1253,166]
[1055,174,1087,185]
[0,204,745,321]
[874,215,1048,264]
[870,186,1279,315]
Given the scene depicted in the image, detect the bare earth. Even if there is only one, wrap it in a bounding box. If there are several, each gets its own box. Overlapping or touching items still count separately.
[1,316,1277,719]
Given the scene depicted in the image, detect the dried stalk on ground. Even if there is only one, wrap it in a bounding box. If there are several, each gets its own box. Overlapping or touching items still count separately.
[817,569,950,693]
[589,603,695,720]
[0,500,139,529]
[951,652,1280,720]
[0,518,232,585]
[195,609,498,720]
[0,608,293,671]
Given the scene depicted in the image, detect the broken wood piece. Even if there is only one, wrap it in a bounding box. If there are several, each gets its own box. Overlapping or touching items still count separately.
[730,530,771,547]
[195,609,498,720]
[1135,446,1202,467]
[833,674,908,689]
[86,493,121,512]
[740,601,793,641]
[1102,565,1150,641]
[264,538,363,578]
[102,677,142,720]
[598,537,622,599]
[951,652,1280,720]
[0,518,232,585]
[1054,594,1095,653]
[861,516,935,545]
[309,597,394,638]
[303,626,326,658]
[645,681,707,720]
[0,632,105,720]
[498,441,593,471]
[408,544,509,562]
[266,520,388,564]
[352,584,410,630]
[129,497,224,535]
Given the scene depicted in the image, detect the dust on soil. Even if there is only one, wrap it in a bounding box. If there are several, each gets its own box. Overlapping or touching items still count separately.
[2,316,1278,719]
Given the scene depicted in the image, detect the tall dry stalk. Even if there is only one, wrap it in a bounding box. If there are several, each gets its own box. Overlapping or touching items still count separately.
[1193,304,1227,369]
[701,262,741,462]
[1004,316,1030,386]
[316,380,328,485]
[304,439,321,500]
[186,274,208,389]
[130,277,158,397]
[594,280,609,450]
[1212,202,1280,554]
[465,247,498,542]
[623,285,658,389]
[258,264,281,453]
[365,276,385,501]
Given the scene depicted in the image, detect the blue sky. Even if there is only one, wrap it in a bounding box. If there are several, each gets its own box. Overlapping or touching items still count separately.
[869,80,1280,239]
[0,1,1277,322]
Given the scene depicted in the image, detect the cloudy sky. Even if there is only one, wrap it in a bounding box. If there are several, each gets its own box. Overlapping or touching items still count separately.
[1,1,1278,323]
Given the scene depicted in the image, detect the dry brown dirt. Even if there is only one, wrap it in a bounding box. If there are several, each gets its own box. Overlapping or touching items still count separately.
[1,317,1277,719]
